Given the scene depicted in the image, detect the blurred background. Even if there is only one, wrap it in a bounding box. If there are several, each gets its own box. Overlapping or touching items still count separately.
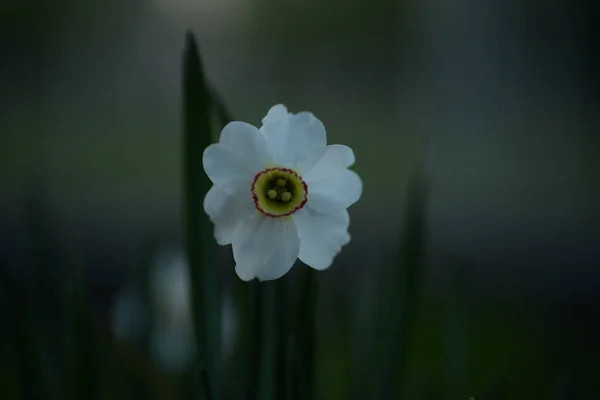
[1,0,599,398]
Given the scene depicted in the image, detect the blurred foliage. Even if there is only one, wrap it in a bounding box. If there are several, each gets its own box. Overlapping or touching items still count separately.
[1,1,598,399]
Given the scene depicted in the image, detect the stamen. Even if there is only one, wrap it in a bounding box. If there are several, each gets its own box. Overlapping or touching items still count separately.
[267,189,277,199]
[276,179,286,187]
[280,192,292,202]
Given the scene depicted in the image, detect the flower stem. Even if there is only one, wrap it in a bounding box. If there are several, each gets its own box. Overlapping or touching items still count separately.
[247,278,289,400]
[290,268,317,400]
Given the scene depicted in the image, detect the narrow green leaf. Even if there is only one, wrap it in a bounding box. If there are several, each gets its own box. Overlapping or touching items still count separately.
[22,182,57,398]
[63,223,100,400]
[70,288,101,400]
[139,242,161,358]
[375,160,429,399]
[184,365,215,400]
[182,31,220,399]
[443,258,470,399]
[0,260,47,399]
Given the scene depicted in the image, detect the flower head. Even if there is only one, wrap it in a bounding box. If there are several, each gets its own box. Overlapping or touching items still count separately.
[203,104,362,281]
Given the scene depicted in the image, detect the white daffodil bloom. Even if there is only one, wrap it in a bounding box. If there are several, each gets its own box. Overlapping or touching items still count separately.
[203,104,362,281]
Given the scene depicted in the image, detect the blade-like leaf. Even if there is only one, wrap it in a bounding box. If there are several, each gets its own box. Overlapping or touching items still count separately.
[375,159,429,399]
[443,257,471,399]
[63,224,100,400]
[182,31,220,400]
[0,260,47,399]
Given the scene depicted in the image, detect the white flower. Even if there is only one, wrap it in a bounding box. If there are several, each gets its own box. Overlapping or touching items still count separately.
[203,104,362,281]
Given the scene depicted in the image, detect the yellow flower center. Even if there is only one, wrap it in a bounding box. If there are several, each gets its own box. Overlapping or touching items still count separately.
[251,167,308,217]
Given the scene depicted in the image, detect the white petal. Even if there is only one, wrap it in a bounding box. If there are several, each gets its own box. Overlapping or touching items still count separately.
[306,169,363,213]
[261,104,289,125]
[232,213,300,281]
[291,112,327,148]
[302,145,356,182]
[294,146,327,175]
[219,121,272,170]
[204,185,254,245]
[260,105,327,168]
[294,208,350,270]
[203,144,254,195]
[203,122,272,195]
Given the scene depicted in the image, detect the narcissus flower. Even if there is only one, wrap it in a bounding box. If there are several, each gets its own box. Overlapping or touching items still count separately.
[203,104,362,281]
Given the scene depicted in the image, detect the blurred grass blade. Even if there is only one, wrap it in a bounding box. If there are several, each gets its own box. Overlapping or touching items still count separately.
[67,284,100,400]
[0,260,47,399]
[22,182,58,397]
[376,161,429,399]
[291,268,317,400]
[138,241,162,357]
[108,333,179,400]
[443,258,470,399]
[64,223,100,400]
[184,365,215,400]
[183,31,220,399]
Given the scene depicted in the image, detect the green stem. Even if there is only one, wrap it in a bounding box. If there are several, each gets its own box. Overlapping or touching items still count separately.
[247,281,263,400]
[258,281,280,400]
[291,268,317,400]
[247,279,288,400]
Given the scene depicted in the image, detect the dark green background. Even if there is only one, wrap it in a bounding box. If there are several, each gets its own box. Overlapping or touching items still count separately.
[1,0,598,398]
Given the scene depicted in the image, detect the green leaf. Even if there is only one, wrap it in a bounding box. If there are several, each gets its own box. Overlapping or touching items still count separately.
[182,31,220,400]
[0,260,47,399]
[375,159,429,399]
[62,226,101,400]
[443,257,470,399]
[65,281,101,400]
